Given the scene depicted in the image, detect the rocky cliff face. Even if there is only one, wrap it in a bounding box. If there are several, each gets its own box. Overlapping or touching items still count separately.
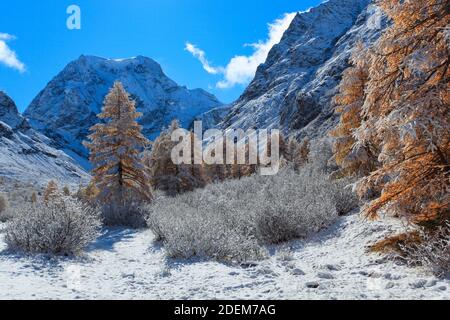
[215,0,386,139]
[24,55,222,164]
[191,105,232,132]
[0,92,30,131]
[0,91,88,185]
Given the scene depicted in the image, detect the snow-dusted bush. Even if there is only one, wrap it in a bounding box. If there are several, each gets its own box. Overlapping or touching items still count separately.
[5,197,101,255]
[308,138,359,215]
[254,169,338,244]
[101,201,148,228]
[331,179,359,216]
[145,163,350,262]
[146,193,264,261]
[307,138,336,173]
[0,209,14,223]
[397,223,449,278]
[0,194,7,212]
[0,194,10,222]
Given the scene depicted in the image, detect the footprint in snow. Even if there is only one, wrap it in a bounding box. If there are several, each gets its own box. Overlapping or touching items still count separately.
[317,272,334,279]
[325,264,341,271]
[385,282,396,289]
[291,268,305,276]
[305,281,320,289]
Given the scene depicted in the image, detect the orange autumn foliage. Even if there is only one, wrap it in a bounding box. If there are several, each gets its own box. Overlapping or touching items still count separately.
[333,0,449,230]
[84,81,152,204]
[331,43,378,178]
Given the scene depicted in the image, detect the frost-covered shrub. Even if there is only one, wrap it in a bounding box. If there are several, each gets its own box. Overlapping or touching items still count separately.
[331,178,360,215]
[397,223,449,278]
[0,195,10,222]
[101,201,148,228]
[254,169,338,244]
[145,165,345,262]
[0,209,13,223]
[307,138,336,173]
[0,194,7,212]
[146,193,264,261]
[5,197,101,255]
[307,138,359,215]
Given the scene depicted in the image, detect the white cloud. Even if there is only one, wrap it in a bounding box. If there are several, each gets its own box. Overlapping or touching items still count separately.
[0,33,26,73]
[185,12,296,89]
[185,42,224,75]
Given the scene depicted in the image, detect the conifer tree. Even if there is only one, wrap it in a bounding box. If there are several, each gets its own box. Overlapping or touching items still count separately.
[228,140,245,179]
[84,81,152,211]
[184,131,208,187]
[239,140,258,178]
[283,137,298,163]
[0,194,7,213]
[63,185,71,196]
[76,182,100,205]
[147,120,207,195]
[333,0,449,231]
[31,192,37,204]
[147,120,181,195]
[357,0,449,227]
[296,138,310,169]
[43,180,59,204]
[280,136,308,170]
[331,44,377,178]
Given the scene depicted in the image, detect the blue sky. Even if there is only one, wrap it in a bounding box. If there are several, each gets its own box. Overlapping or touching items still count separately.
[0,0,322,112]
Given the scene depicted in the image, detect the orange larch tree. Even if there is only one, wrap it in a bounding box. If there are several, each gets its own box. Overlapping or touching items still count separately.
[84,81,152,211]
[347,0,449,229]
[331,44,378,179]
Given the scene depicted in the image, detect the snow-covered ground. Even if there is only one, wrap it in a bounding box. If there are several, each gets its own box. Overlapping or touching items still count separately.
[0,212,448,300]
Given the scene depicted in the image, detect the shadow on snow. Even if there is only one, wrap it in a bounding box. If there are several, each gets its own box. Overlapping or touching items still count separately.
[87,227,138,252]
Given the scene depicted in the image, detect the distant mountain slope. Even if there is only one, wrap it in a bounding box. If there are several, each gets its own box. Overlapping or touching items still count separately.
[190,104,233,132]
[24,55,222,164]
[214,0,386,139]
[0,91,88,185]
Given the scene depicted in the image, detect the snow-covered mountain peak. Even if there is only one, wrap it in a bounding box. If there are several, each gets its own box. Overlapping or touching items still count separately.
[0,91,29,130]
[75,55,166,78]
[24,55,223,165]
[212,0,384,140]
[0,91,17,117]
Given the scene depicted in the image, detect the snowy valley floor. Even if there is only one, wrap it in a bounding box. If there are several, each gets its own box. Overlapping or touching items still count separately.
[0,212,448,300]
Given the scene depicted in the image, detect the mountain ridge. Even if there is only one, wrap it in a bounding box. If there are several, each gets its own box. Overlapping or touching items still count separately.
[24,55,223,165]
[21,0,388,172]
[207,0,386,140]
[0,91,88,185]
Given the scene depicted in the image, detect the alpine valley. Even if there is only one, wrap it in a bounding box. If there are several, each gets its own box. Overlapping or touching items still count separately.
[3,0,386,183]
[0,0,448,301]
